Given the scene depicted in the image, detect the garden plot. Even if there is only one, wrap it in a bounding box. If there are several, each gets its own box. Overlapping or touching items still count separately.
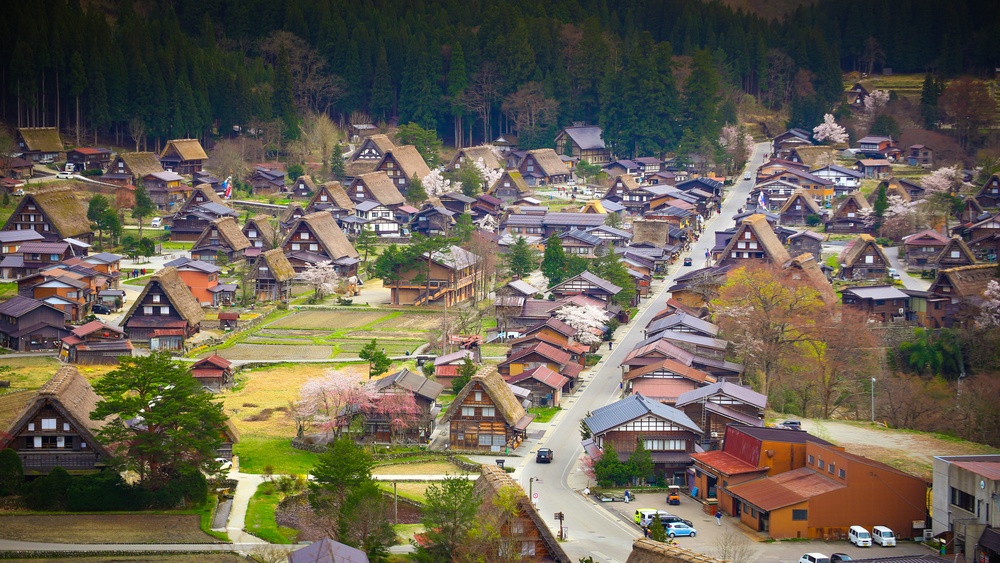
[212,343,333,361]
[346,330,433,340]
[0,514,219,544]
[333,340,422,357]
[370,313,442,331]
[268,310,390,330]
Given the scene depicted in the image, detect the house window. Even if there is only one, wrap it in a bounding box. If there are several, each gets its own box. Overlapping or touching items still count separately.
[309,244,318,251]
[828,462,835,474]
[144,306,153,315]
[63,423,69,431]
[511,520,525,534]
[951,251,960,258]
[865,255,874,264]
[808,454,815,465]
[481,407,495,417]
[817,459,825,470]
[398,178,405,185]
[320,195,328,201]
[839,468,846,479]
[41,418,56,430]
[461,406,475,417]
[520,541,536,556]
[301,232,310,240]
[28,423,34,431]
[474,391,482,402]
[160,306,170,315]
[248,230,257,238]
[744,231,751,239]
[792,509,808,521]
[153,294,161,303]
[951,487,975,512]
[291,243,301,251]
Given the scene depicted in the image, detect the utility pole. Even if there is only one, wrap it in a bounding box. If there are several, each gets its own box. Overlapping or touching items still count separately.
[871,377,876,423]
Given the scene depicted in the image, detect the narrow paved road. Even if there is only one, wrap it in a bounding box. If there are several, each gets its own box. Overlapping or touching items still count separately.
[519,142,771,562]
[882,246,932,291]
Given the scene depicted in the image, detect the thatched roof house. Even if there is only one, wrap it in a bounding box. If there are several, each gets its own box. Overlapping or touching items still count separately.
[442,371,534,451]
[351,171,405,207]
[0,365,112,475]
[625,538,727,563]
[448,145,502,171]
[242,215,278,252]
[253,248,296,302]
[718,214,791,266]
[122,267,204,344]
[282,211,360,275]
[2,187,93,243]
[191,217,252,263]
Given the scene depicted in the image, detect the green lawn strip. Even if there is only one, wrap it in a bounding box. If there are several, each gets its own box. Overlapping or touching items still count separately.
[198,496,231,541]
[393,523,425,546]
[0,281,18,299]
[161,240,195,251]
[528,406,562,423]
[244,482,297,544]
[186,308,294,358]
[236,436,319,475]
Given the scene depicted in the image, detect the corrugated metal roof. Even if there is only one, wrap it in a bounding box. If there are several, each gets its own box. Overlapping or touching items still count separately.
[727,467,845,511]
[840,286,909,300]
[561,126,606,150]
[675,381,767,410]
[948,460,1000,480]
[690,450,766,475]
[584,393,702,436]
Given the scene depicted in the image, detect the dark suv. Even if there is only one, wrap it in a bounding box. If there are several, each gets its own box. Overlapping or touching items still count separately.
[780,420,803,430]
[658,514,693,527]
[91,304,112,315]
[536,448,553,463]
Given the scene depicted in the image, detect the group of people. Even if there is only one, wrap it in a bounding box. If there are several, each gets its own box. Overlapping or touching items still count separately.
[126,268,149,279]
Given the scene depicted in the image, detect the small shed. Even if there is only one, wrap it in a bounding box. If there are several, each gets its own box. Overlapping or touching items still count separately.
[190,353,234,392]
[217,311,240,330]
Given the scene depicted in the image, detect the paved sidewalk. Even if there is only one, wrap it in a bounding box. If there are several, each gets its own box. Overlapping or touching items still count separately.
[225,472,269,545]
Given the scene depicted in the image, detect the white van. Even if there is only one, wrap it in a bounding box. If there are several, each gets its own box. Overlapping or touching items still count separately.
[798,554,830,563]
[150,217,162,229]
[872,525,896,546]
[849,525,872,547]
[636,509,669,527]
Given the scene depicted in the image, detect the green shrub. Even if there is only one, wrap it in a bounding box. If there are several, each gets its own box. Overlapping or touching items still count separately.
[81,169,103,177]
[876,237,893,247]
[25,467,72,510]
[67,471,138,511]
[806,214,822,227]
[0,448,24,496]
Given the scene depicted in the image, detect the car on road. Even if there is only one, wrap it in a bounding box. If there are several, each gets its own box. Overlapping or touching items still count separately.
[536,448,553,463]
[831,555,853,562]
[55,171,73,179]
[743,172,751,180]
[150,217,162,228]
[665,522,697,537]
[683,257,692,266]
[799,554,831,563]
[91,304,111,315]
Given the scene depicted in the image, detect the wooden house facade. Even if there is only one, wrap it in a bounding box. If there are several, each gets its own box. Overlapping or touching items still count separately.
[675,381,766,449]
[928,264,999,327]
[506,366,568,408]
[0,296,69,351]
[778,190,823,225]
[787,231,824,262]
[190,353,234,392]
[838,235,890,281]
[518,149,569,186]
[65,147,111,171]
[1,188,93,243]
[903,229,950,271]
[190,217,252,264]
[121,267,204,348]
[375,145,431,196]
[442,371,534,452]
[928,236,976,270]
[59,320,132,365]
[344,134,395,179]
[159,139,208,175]
[826,192,872,234]
[241,215,278,254]
[253,249,295,302]
[487,170,530,203]
[104,152,163,186]
[307,182,355,217]
[0,366,111,475]
[248,166,286,195]
[363,369,444,443]
[15,128,63,162]
[143,171,190,211]
[976,175,1000,209]
[281,211,360,276]
[553,125,611,164]
[169,185,238,241]
[384,245,477,306]
[718,214,792,267]
[548,271,622,303]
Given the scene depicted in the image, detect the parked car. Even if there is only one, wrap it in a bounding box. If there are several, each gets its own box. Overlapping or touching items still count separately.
[55,171,73,179]
[635,508,666,526]
[91,304,111,315]
[780,420,803,430]
[535,448,553,463]
[799,554,831,563]
[664,522,697,537]
[150,217,162,228]
[657,514,693,527]
[743,172,751,180]
[683,257,692,266]
[887,268,901,280]
[849,525,872,547]
[831,555,853,562]
[872,525,896,546]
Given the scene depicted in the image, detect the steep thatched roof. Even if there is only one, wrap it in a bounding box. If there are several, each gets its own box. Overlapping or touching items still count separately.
[184,183,228,208]
[259,248,296,281]
[839,234,888,268]
[931,264,998,299]
[116,152,164,178]
[0,366,111,458]
[281,202,306,223]
[161,139,208,161]
[453,145,502,170]
[309,181,355,211]
[293,175,316,192]
[441,371,530,428]
[785,253,837,305]
[835,191,871,215]
[778,189,822,215]
[193,216,251,253]
[720,214,791,264]
[928,236,976,267]
[293,212,359,260]
[355,172,405,206]
[244,215,277,248]
[22,187,92,238]
[123,267,205,327]
[475,465,571,563]
[625,538,728,563]
[17,127,63,153]
[344,159,380,178]
[384,145,431,181]
[488,170,530,195]
[526,148,567,177]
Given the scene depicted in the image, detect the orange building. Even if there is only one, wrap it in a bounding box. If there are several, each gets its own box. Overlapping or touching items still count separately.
[165,257,221,306]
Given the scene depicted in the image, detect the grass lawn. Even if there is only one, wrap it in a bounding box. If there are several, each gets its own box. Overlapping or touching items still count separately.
[161,240,195,251]
[0,513,222,543]
[244,482,298,544]
[234,436,319,475]
[393,522,426,545]
[378,483,432,504]
[0,281,17,299]
[0,356,119,390]
[371,460,460,475]
[528,406,562,423]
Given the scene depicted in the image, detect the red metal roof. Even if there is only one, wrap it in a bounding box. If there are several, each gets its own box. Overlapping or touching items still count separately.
[949,461,1000,480]
[726,467,845,511]
[690,450,766,476]
[151,329,185,337]
[507,366,569,390]
[435,365,459,377]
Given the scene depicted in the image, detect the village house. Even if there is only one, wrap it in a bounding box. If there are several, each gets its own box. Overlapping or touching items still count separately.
[826,192,872,234]
[772,129,813,157]
[844,82,869,108]
[726,440,928,541]
[932,455,1000,562]
[605,174,651,214]
[928,264,998,327]
[557,229,604,259]
[103,152,164,185]
[241,215,278,257]
[975,174,1000,209]
[190,217,251,265]
[644,312,719,340]
[506,366,569,407]
[159,139,208,175]
[280,211,360,276]
[431,349,475,389]
[190,353,234,392]
[620,333,743,381]
[718,214,792,267]
[252,248,295,303]
[840,285,910,323]
[518,148,569,186]
[0,296,69,351]
[307,181,356,218]
[0,366,112,475]
[583,393,703,484]
[689,425,834,507]
[1,240,80,279]
[498,341,582,386]
[962,211,1000,262]
[65,147,111,171]
[778,189,823,226]
[59,320,132,365]
[279,202,306,232]
[471,465,571,562]
[288,175,316,198]
[17,268,91,322]
[675,381,766,449]
[142,171,190,211]
[2,156,34,180]
[163,257,221,306]
[787,231,824,262]
[759,168,835,206]
[363,368,444,443]
[411,205,454,237]
[355,199,404,237]
[1,188,93,244]
[810,164,863,196]
[441,371,534,452]
[838,234,890,281]
[121,266,205,349]
[928,236,976,270]
[348,171,406,209]
[438,192,475,216]
[549,271,623,304]
[247,166,286,195]
[447,145,503,173]
[384,245,478,306]
[488,170,531,203]
[757,158,811,181]
[908,144,934,167]
[902,228,951,271]
[587,225,632,247]
[857,135,894,155]
[169,185,238,241]
[192,171,224,195]
[375,145,431,196]
[554,124,611,164]
[15,127,63,162]
[539,212,606,237]
[855,158,892,179]
[473,193,503,217]
[344,133,395,179]
[621,357,716,405]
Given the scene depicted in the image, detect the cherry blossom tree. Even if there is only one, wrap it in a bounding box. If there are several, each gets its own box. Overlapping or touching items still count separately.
[298,370,372,438]
[472,157,502,189]
[812,114,848,145]
[921,165,965,194]
[555,303,610,346]
[718,124,754,172]
[301,260,340,302]
[860,89,890,129]
[364,390,421,444]
[422,167,458,197]
[977,280,1000,329]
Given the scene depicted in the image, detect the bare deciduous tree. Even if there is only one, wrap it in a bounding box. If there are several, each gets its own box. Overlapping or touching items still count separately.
[128,117,146,152]
[207,138,257,183]
[463,63,503,142]
[714,529,760,563]
[261,31,345,115]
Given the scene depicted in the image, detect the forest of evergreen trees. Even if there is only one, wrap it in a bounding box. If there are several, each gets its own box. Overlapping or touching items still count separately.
[2,0,998,155]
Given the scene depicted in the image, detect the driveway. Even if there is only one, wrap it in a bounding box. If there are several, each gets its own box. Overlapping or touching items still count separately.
[883,246,931,291]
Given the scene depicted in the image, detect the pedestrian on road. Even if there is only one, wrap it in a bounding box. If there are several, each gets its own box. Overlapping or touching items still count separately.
[715,510,722,525]
[624,489,631,503]
[608,340,613,350]
[643,525,649,538]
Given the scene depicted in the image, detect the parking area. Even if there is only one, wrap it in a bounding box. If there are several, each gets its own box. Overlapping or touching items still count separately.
[598,491,938,563]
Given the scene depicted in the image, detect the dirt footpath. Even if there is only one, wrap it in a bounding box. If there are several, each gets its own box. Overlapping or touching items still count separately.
[796,418,1000,480]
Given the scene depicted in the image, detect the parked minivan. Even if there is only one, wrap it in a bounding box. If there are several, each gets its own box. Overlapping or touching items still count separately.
[635,509,668,527]
[799,554,831,563]
[849,525,872,547]
[872,525,896,546]
[150,217,162,229]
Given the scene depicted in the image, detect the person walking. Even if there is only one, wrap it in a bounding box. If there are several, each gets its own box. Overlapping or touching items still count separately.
[715,510,723,525]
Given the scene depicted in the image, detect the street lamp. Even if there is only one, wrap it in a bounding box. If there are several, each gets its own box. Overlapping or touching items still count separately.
[871,377,876,423]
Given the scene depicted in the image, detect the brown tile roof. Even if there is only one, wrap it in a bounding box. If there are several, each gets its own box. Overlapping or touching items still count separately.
[384,145,431,181]
[123,267,205,327]
[161,138,208,161]
[623,357,715,383]
[721,214,791,264]
[690,450,767,475]
[621,339,696,367]
[355,171,405,206]
[193,217,251,253]
[778,189,822,215]
[17,127,63,153]
[726,466,845,511]
[116,152,164,178]
[903,228,949,246]
[292,212,359,260]
[441,371,531,428]
[24,188,92,239]
[526,148,567,177]
[501,342,572,368]
[259,248,296,281]
[506,366,569,390]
